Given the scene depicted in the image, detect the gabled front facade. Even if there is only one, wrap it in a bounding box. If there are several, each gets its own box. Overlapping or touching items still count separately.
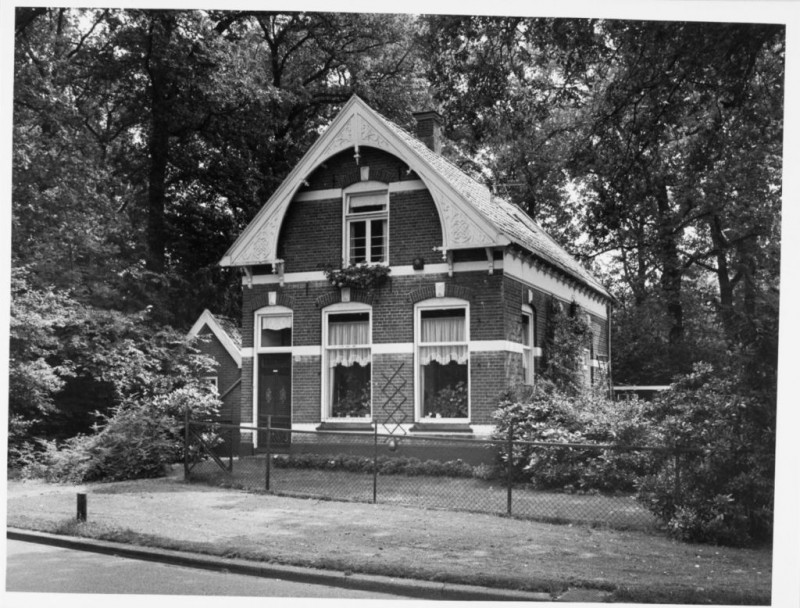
[187,309,242,426]
[222,96,611,453]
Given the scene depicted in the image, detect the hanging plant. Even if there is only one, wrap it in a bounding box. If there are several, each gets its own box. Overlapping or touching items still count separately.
[323,263,391,290]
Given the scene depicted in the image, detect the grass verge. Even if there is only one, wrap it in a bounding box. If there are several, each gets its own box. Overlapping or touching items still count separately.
[7,477,772,605]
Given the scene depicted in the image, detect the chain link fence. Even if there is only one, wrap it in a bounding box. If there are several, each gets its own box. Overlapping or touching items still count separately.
[185,418,698,532]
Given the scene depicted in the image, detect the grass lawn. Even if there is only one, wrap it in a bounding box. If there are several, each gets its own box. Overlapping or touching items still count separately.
[6,474,772,604]
[190,457,658,530]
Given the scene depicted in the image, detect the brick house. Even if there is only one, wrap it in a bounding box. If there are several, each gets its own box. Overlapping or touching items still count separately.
[187,309,242,426]
[221,96,612,453]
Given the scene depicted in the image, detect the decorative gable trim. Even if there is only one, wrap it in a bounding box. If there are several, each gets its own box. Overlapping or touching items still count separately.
[187,309,242,368]
[220,95,505,268]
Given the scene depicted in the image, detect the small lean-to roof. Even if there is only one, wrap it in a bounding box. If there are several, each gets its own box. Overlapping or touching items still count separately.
[379,110,610,299]
[187,309,242,368]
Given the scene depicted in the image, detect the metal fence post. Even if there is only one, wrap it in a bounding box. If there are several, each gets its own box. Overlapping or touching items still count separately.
[674,447,681,506]
[184,409,190,480]
[265,415,272,491]
[373,422,378,504]
[229,426,234,472]
[507,423,513,516]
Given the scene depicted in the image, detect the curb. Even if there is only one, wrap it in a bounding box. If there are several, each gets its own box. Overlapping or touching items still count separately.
[8,528,559,601]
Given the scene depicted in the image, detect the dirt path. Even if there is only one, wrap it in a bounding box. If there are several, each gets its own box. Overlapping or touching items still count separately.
[6,475,772,604]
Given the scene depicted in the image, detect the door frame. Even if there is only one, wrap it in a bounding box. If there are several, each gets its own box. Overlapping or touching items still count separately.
[253,305,293,449]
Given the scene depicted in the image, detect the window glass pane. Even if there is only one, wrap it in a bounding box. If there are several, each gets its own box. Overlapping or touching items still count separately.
[521,314,531,346]
[370,219,385,262]
[260,315,292,347]
[421,309,465,343]
[327,311,371,418]
[349,220,367,263]
[421,361,468,418]
[348,192,386,213]
[331,363,371,417]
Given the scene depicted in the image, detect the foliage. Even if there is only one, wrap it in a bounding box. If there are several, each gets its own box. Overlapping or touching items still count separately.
[492,384,654,493]
[635,363,775,546]
[14,9,426,327]
[426,381,468,418]
[323,263,391,290]
[9,269,77,419]
[541,301,591,395]
[422,17,782,386]
[9,268,223,478]
[271,452,476,478]
[332,383,371,418]
[20,388,221,483]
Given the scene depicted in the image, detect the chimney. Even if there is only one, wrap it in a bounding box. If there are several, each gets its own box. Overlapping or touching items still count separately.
[412,110,443,154]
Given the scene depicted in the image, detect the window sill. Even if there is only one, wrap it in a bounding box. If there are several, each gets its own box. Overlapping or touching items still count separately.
[316,421,374,432]
[408,422,473,433]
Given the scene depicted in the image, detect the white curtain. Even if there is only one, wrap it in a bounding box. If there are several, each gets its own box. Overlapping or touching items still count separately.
[261,315,292,331]
[328,320,371,367]
[419,316,467,365]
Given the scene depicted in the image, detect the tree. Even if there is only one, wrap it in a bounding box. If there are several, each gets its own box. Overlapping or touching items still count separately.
[422,17,783,386]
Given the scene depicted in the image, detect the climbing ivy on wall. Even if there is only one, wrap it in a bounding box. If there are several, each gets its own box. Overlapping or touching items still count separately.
[542,300,591,395]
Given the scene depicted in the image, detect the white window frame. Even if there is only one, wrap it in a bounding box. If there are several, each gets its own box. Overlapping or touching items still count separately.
[204,376,219,393]
[252,306,293,433]
[414,297,470,423]
[321,302,373,422]
[521,304,535,385]
[342,181,389,265]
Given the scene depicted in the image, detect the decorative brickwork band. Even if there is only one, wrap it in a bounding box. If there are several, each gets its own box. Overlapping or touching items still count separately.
[406,283,473,304]
[315,288,375,309]
[335,168,362,189]
[246,292,295,313]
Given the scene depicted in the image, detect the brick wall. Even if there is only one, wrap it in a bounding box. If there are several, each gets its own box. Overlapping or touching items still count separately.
[277,146,441,273]
[196,327,241,423]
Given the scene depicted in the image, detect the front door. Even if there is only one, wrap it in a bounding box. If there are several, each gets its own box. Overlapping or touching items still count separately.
[257,353,291,448]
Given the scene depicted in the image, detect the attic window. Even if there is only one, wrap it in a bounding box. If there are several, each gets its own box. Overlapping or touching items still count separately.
[344,189,388,264]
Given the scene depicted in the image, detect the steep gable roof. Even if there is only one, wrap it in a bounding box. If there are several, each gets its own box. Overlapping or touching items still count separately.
[380,112,609,297]
[221,95,609,300]
[187,309,242,368]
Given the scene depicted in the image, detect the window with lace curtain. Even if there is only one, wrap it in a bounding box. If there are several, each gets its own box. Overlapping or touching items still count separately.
[521,305,535,385]
[323,304,372,419]
[415,299,469,420]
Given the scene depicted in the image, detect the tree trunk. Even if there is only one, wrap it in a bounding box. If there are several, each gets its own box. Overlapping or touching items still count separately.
[144,14,173,274]
[655,181,684,345]
[709,215,738,343]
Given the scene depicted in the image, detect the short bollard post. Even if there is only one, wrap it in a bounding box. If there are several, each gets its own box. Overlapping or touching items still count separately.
[77,493,87,522]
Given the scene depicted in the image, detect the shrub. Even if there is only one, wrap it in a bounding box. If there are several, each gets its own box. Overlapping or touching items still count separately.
[492,383,655,493]
[635,363,775,546]
[271,452,475,478]
[21,386,221,483]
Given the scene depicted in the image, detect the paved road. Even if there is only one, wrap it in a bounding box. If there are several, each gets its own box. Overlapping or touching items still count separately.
[5,539,410,598]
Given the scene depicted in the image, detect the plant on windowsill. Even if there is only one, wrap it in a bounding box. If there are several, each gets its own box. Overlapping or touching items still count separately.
[332,386,371,418]
[424,382,468,418]
[323,262,391,290]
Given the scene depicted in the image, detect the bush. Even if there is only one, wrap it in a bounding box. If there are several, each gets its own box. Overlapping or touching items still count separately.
[492,383,655,493]
[271,452,476,478]
[635,363,775,546]
[20,386,221,483]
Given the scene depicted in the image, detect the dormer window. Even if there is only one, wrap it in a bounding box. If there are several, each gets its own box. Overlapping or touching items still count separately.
[344,187,388,264]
